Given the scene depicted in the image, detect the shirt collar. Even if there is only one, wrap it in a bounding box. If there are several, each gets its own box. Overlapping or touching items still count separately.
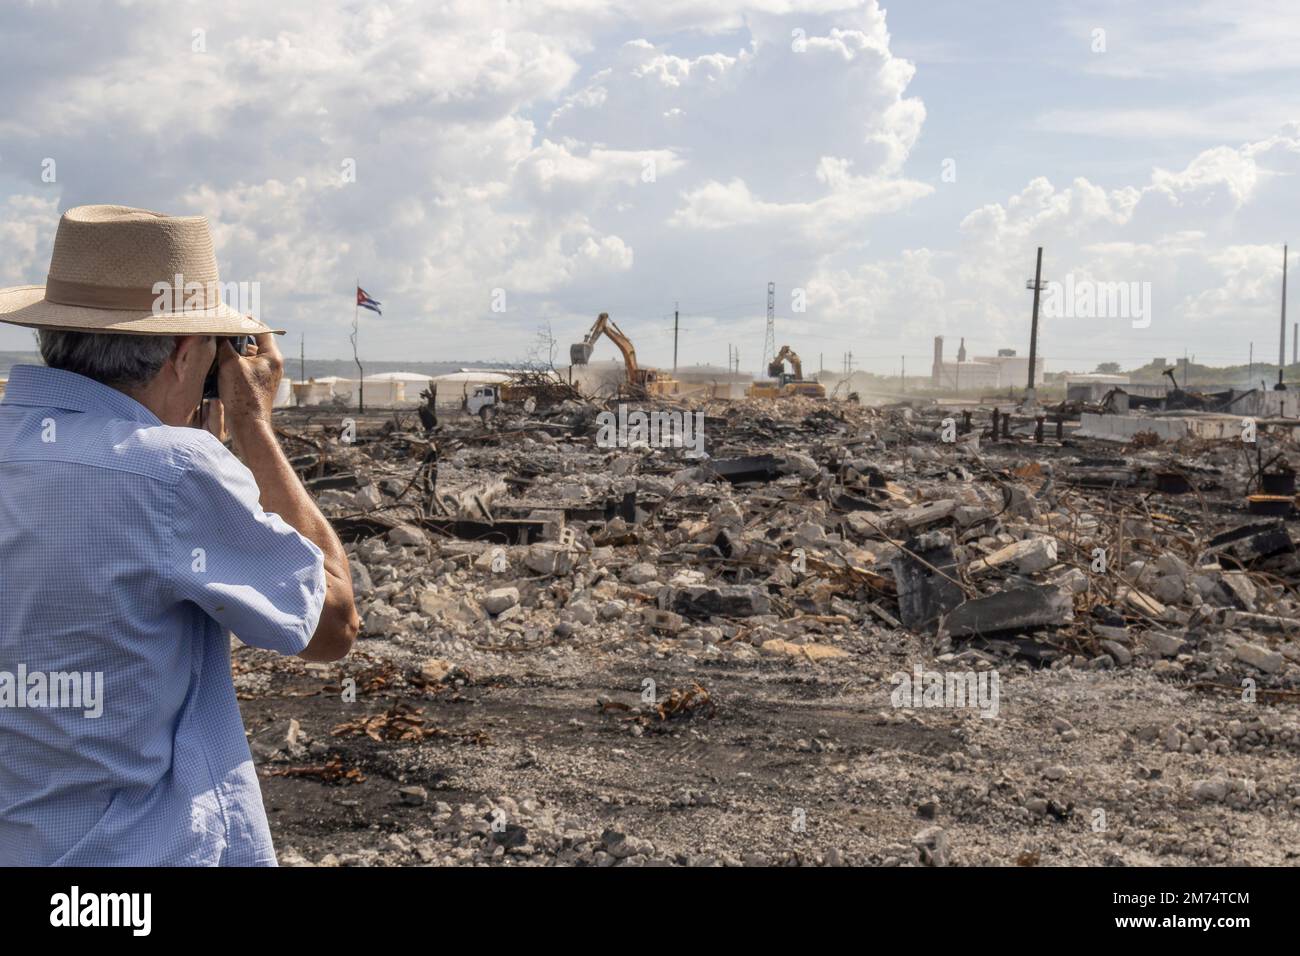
[1,364,163,426]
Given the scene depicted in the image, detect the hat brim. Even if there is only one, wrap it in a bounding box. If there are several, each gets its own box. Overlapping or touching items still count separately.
[0,285,281,335]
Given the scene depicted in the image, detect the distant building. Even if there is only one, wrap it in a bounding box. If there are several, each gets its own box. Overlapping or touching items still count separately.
[977,353,1045,388]
[931,337,1043,390]
[934,360,1000,391]
[291,380,334,406]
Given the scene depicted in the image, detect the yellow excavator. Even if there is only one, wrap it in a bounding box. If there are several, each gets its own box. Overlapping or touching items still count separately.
[570,312,678,398]
[748,345,826,399]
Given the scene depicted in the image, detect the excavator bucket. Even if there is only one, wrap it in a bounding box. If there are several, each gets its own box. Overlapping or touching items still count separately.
[570,341,594,365]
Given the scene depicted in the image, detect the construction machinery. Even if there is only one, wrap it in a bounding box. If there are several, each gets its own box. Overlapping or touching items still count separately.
[747,345,826,399]
[570,312,678,398]
[464,375,573,423]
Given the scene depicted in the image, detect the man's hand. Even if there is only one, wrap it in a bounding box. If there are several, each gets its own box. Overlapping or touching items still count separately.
[197,399,227,442]
[214,327,359,662]
[217,333,283,436]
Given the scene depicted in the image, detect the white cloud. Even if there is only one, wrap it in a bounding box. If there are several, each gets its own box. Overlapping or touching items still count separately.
[670,160,931,238]
[1071,0,1300,80]
[0,194,59,288]
[1,1,1295,372]
[798,129,1300,369]
[0,0,935,360]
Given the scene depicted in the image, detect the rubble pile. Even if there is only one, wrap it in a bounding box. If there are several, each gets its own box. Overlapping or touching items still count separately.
[282,400,1300,684]
[240,398,1300,866]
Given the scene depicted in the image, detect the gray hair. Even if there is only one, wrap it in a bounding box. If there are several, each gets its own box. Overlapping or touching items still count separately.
[38,330,180,389]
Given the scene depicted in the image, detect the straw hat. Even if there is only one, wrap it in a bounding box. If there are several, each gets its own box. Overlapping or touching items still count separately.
[0,204,278,335]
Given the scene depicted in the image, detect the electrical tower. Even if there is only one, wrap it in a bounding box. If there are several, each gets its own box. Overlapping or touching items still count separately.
[762,281,776,375]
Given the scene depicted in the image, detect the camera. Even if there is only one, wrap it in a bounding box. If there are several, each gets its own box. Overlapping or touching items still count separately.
[202,335,254,399]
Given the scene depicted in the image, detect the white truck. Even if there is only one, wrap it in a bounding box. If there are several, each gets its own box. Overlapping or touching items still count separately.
[464,384,538,422]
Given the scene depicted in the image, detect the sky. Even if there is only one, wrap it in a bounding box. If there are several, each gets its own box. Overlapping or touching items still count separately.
[1,0,1297,375]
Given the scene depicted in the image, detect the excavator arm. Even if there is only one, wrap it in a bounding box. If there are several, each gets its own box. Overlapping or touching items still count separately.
[768,345,803,380]
[752,343,825,399]
[570,312,640,387]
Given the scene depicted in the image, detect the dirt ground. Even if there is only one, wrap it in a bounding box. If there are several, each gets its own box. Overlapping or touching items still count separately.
[241,619,1300,867]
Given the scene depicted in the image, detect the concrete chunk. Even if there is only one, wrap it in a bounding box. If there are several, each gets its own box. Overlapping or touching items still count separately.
[1235,642,1284,673]
[524,543,574,576]
[624,562,659,585]
[642,608,683,633]
[968,536,1058,576]
[387,524,428,548]
[1141,631,1185,657]
[889,532,964,632]
[942,585,1073,637]
[888,500,956,535]
[1217,571,1257,611]
[1208,521,1295,564]
[669,584,771,618]
[483,587,520,616]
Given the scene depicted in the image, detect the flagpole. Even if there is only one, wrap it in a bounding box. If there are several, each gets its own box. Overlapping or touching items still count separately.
[353,276,364,414]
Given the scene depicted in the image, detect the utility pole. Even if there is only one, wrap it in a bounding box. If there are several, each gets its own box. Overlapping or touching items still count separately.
[1249,341,1254,389]
[298,334,305,406]
[1279,246,1289,389]
[1279,244,1289,369]
[901,354,905,393]
[673,303,680,375]
[1025,246,1046,407]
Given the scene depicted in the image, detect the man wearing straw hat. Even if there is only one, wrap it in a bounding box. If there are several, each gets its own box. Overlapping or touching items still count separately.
[0,205,360,865]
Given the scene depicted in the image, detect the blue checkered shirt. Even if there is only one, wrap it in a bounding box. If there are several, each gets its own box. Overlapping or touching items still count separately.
[0,365,326,866]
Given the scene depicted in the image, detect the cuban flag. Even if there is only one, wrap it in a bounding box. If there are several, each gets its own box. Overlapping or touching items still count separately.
[356,286,382,315]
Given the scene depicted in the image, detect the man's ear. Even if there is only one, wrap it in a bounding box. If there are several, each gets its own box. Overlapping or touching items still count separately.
[170,335,211,380]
